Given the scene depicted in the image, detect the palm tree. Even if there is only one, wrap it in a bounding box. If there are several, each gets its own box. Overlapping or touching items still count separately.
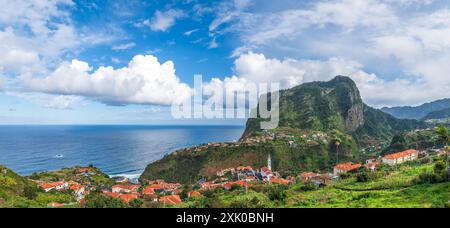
[332,130,343,164]
[435,126,449,166]
[334,138,342,164]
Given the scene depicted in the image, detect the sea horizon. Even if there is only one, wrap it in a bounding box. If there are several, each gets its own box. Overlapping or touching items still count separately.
[0,125,245,177]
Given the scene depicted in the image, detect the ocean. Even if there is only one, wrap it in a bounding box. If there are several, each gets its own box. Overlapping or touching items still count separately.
[0,125,244,177]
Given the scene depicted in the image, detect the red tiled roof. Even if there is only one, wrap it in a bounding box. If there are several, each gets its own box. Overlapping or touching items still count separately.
[112,184,141,191]
[269,177,290,185]
[160,195,182,205]
[142,186,156,195]
[105,192,120,198]
[334,162,362,171]
[300,172,317,178]
[40,181,65,190]
[188,190,201,198]
[119,194,139,202]
[147,184,165,189]
[70,183,84,191]
[384,149,418,160]
[237,166,253,171]
[234,180,251,187]
[48,202,65,207]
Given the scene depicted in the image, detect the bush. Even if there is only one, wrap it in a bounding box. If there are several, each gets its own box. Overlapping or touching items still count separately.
[84,193,129,208]
[129,198,143,208]
[22,186,38,200]
[356,170,377,183]
[230,184,242,191]
[263,184,288,202]
[445,201,450,209]
[415,161,448,184]
[299,182,319,191]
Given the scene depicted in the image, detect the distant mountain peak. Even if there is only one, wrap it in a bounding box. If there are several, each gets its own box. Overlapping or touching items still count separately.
[381,98,450,120]
[243,76,423,145]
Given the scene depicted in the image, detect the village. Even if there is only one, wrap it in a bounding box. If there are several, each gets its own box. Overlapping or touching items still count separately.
[34,142,449,208]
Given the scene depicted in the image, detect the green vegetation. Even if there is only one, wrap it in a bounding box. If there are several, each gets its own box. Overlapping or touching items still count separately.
[141,128,360,183]
[180,160,450,208]
[424,107,450,121]
[383,126,449,155]
[84,192,129,208]
[29,166,114,189]
[0,165,76,208]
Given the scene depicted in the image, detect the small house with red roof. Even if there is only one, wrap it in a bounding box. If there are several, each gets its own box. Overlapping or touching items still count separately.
[364,162,379,172]
[159,195,182,205]
[269,177,290,185]
[299,172,317,181]
[141,186,159,199]
[40,181,68,192]
[333,162,362,176]
[70,183,86,201]
[111,184,141,193]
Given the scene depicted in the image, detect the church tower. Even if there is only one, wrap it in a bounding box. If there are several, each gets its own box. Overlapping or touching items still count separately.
[268,153,272,171]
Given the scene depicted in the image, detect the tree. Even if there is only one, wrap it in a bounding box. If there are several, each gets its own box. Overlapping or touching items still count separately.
[84,193,128,208]
[22,186,38,200]
[334,139,341,163]
[436,126,449,166]
[129,198,143,208]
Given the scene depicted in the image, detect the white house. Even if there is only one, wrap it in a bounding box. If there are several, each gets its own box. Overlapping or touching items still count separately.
[382,149,419,166]
[40,181,68,192]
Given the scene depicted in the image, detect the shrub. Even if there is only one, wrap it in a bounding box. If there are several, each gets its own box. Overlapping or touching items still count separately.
[22,186,38,200]
[300,182,319,191]
[84,193,128,208]
[263,184,288,202]
[415,161,448,184]
[129,198,143,208]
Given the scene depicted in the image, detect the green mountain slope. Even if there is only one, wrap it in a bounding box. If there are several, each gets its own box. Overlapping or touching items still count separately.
[0,165,40,207]
[423,107,450,121]
[243,76,364,138]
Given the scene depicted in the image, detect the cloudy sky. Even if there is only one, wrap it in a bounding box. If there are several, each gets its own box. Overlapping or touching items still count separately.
[0,0,449,124]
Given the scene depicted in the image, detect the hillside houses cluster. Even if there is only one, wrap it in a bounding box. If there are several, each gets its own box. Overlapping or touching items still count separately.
[205,154,294,189]
[36,167,100,206]
[102,179,186,205]
[39,145,448,207]
[331,149,422,176]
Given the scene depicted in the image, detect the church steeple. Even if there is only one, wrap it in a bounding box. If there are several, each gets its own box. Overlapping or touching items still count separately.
[268,153,272,171]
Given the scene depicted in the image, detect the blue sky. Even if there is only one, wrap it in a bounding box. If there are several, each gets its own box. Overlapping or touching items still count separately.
[0,0,449,124]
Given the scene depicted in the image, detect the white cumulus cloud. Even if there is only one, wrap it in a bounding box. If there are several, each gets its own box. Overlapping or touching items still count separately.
[22,55,192,106]
[148,9,185,32]
[206,52,444,108]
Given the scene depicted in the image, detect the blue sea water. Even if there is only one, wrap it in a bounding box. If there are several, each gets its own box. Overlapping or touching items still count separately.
[0,125,244,176]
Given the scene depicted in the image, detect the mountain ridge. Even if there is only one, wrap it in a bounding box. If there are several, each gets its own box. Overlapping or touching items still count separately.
[381,98,450,120]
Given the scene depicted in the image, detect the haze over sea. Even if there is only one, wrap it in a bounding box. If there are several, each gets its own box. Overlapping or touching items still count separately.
[0,125,244,177]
